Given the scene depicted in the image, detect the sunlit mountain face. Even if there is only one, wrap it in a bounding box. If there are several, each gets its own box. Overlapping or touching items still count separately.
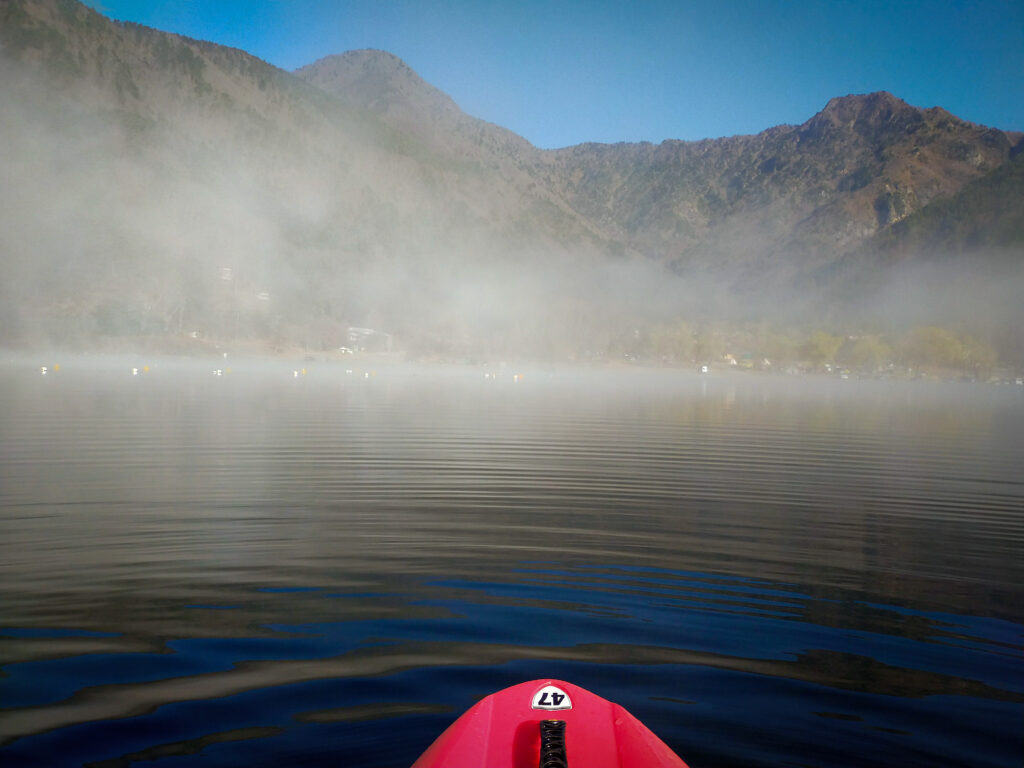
[1,0,1022,366]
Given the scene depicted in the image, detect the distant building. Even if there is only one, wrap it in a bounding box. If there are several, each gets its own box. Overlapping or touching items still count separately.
[347,327,393,353]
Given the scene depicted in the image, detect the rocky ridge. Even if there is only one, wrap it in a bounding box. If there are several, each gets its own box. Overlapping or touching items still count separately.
[1,0,1021,358]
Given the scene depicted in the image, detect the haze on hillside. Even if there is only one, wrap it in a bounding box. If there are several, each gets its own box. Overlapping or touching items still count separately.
[1,0,1022,371]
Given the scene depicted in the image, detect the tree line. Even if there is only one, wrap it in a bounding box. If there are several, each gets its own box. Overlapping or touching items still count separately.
[604,321,1010,377]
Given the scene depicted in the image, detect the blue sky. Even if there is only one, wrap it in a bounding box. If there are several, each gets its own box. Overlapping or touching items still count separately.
[82,0,1024,149]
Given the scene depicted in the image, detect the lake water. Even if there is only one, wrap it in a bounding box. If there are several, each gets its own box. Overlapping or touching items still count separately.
[1,359,1021,768]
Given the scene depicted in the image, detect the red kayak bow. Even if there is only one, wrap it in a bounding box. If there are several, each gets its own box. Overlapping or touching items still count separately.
[411,679,689,767]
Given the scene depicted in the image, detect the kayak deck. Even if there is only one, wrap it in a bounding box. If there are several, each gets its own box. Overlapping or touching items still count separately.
[411,679,689,768]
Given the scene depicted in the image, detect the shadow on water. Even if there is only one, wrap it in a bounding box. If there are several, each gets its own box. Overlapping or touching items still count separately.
[1,359,1022,767]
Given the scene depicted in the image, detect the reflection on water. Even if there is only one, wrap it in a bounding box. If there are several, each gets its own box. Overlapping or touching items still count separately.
[1,360,1022,768]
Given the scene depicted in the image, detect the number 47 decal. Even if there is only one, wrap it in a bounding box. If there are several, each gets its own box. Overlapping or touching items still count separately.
[531,685,573,710]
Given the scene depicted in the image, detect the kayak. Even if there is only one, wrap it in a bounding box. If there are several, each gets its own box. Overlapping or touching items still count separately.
[411,679,689,767]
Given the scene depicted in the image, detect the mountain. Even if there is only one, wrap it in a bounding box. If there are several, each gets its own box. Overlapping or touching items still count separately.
[0,0,614,357]
[2,0,1021,361]
[874,149,1024,255]
[540,92,1017,287]
[292,51,1023,326]
[295,50,533,163]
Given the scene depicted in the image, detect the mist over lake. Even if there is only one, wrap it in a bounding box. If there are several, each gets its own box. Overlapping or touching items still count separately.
[1,360,1021,767]
[2,3,1023,765]
[4,2,1024,368]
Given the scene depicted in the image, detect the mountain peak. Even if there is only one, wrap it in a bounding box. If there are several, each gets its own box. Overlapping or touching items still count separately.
[294,49,458,118]
[797,91,941,148]
[293,47,534,157]
[813,91,916,127]
[297,49,414,80]
[823,90,903,111]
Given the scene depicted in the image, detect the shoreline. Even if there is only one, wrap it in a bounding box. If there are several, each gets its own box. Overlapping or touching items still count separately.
[3,348,1021,387]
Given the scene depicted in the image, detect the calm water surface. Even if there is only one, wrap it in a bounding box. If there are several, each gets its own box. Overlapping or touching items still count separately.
[1,359,1022,767]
